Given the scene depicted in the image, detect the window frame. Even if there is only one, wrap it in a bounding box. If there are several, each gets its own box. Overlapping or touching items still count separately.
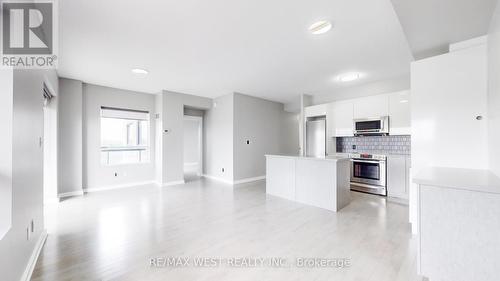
[100,107,151,166]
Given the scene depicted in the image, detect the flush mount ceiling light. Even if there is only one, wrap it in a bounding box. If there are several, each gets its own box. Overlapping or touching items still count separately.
[131,68,148,75]
[337,72,361,82]
[309,20,332,35]
[400,100,409,103]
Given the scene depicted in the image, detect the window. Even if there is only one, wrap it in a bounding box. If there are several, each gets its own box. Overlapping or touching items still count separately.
[100,107,150,165]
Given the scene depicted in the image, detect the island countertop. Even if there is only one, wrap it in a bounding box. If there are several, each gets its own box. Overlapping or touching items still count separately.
[413,167,500,194]
[265,154,350,162]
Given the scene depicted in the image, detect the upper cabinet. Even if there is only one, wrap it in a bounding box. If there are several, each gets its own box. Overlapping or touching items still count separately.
[331,100,354,137]
[353,94,389,119]
[304,103,328,118]
[304,90,411,138]
[388,90,411,135]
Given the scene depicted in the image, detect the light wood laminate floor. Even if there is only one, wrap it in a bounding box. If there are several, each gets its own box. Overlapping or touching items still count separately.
[33,178,419,281]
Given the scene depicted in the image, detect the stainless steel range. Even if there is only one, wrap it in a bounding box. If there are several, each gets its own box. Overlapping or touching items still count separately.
[349,153,387,196]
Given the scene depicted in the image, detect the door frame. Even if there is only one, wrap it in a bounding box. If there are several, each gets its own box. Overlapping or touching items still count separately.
[42,78,59,204]
[183,115,203,176]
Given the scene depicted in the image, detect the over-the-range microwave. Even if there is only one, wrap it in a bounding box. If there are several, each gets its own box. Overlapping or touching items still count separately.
[353,116,389,136]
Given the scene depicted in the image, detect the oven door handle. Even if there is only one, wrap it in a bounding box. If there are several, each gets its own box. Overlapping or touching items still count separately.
[350,159,384,164]
[355,129,380,132]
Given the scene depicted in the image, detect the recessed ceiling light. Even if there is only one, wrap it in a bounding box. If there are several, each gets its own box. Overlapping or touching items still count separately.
[337,72,361,82]
[309,20,332,35]
[131,68,148,75]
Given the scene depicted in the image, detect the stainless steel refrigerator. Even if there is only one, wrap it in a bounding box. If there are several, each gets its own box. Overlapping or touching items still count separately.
[306,118,326,157]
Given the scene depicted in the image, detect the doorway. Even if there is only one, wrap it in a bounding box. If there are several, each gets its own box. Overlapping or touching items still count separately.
[183,115,203,182]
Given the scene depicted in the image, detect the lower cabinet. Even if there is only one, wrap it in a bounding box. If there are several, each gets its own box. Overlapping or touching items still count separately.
[387,155,410,200]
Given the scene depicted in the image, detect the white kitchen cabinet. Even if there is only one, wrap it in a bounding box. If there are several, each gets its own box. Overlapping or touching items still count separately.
[353,94,389,119]
[388,91,411,135]
[387,155,409,200]
[410,40,488,235]
[304,104,328,118]
[331,100,354,137]
[325,103,336,154]
[266,155,351,212]
[414,167,500,281]
[411,43,488,181]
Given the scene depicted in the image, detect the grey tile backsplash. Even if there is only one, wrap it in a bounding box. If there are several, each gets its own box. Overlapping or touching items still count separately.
[336,135,411,155]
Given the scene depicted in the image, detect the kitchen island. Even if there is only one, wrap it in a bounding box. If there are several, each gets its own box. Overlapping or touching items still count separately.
[413,167,500,281]
[265,154,351,212]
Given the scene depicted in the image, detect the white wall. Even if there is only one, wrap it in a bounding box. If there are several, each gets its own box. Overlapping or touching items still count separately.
[299,94,312,156]
[204,93,299,182]
[204,94,234,182]
[160,91,212,184]
[0,69,13,239]
[284,95,301,113]
[83,84,156,190]
[43,83,59,202]
[154,94,163,184]
[58,78,83,195]
[233,93,298,180]
[59,84,213,188]
[488,2,500,177]
[283,76,410,111]
[184,108,204,117]
[183,118,201,165]
[281,113,300,155]
[0,69,58,281]
[310,75,410,105]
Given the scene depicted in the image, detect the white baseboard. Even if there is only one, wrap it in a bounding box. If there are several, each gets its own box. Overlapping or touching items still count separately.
[44,197,60,204]
[20,229,47,281]
[83,181,156,193]
[202,174,233,184]
[233,175,266,185]
[58,190,84,199]
[202,174,266,185]
[162,180,185,187]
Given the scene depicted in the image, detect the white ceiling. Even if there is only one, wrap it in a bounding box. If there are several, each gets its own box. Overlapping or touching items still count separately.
[391,0,499,59]
[58,0,414,103]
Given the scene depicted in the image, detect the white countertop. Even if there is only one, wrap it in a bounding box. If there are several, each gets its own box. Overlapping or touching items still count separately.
[413,167,500,194]
[265,154,350,162]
